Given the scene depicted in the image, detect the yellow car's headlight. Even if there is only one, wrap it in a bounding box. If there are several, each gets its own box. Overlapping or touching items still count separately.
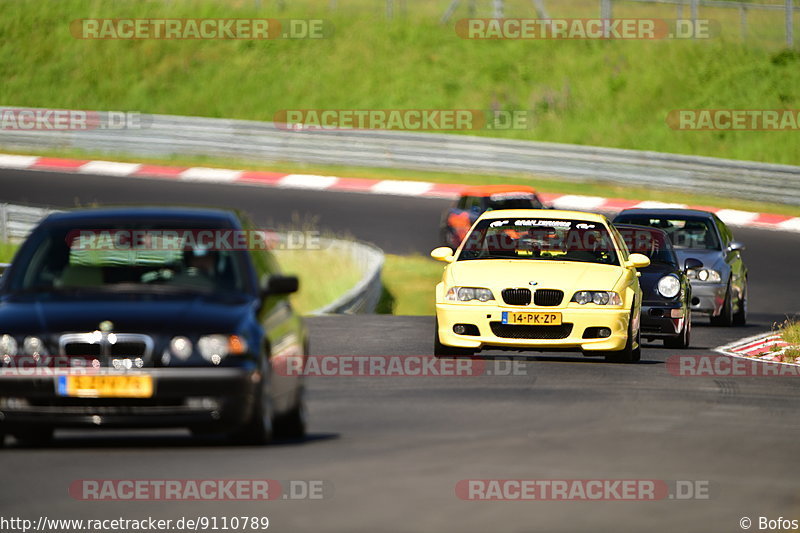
[571,291,622,306]
[445,287,495,302]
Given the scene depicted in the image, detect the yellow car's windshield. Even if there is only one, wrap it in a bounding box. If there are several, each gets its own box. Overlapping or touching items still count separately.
[458,217,619,266]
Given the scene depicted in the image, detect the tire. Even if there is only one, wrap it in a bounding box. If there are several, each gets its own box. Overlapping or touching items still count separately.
[229,359,274,445]
[710,283,734,327]
[433,318,475,357]
[733,279,748,327]
[605,310,641,363]
[664,311,691,349]
[272,387,307,441]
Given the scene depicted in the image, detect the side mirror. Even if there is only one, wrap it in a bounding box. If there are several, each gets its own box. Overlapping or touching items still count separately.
[728,241,746,252]
[263,275,299,296]
[625,253,650,269]
[684,258,703,271]
[430,247,455,263]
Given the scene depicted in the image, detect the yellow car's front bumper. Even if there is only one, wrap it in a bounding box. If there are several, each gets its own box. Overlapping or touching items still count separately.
[436,303,631,352]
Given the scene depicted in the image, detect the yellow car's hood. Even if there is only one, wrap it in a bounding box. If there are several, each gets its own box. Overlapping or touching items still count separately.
[447,259,624,292]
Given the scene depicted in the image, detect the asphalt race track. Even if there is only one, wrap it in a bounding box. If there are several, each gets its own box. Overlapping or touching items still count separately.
[1,168,799,532]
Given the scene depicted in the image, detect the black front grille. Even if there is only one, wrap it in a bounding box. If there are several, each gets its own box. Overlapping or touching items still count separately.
[64,343,102,357]
[533,289,564,306]
[490,322,574,339]
[110,342,148,358]
[502,288,531,306]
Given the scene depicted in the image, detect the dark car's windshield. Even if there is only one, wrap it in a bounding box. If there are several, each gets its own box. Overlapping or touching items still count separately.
[615,226,678,267]
[459,217,619,266]
[486,192,543,211]
[6,222,253,295]
[614,215,721,251]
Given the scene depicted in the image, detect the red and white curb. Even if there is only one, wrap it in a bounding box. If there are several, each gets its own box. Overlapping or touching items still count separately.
[2,153,800,233]
[715,332,794,364]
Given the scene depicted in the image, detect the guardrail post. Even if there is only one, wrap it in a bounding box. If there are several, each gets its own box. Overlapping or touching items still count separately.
[0,204,6,242]
[788,0,795,48]
[532,0,550,18]
[493,0,504,18]
[690,0,698,32]
[740,6,747,40]
[600,0,613,38]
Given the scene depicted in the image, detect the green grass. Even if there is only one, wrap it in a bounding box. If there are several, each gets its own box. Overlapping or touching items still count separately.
[777,319,800,363]
[274,247,361,314]
[378,254,444,316]
[0,242,18,263]
[6,146,800,218]
[1,0,799,169]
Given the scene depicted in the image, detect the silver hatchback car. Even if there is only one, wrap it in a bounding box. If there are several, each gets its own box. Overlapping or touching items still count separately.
[613,208,748,326]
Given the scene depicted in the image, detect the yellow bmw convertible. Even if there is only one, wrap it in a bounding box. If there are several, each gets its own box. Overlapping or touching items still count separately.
[431,210,650,363]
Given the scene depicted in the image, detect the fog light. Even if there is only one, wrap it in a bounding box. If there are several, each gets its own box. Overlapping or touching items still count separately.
[453,325,467,335]
[185,397,220,410]
[598,328,612,338]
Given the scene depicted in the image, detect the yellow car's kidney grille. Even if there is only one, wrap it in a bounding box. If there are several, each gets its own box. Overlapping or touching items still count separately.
[501,288,531,306]
[533,289,564,306]
[490,323,574,339]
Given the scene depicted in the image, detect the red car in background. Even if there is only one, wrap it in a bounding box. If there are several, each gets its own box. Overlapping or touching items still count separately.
[439,185,547,248]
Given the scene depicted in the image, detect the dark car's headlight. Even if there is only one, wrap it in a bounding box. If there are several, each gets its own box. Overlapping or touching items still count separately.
[197,335,248,365]
[687,268,722,282]
[657,275,682,298]
[572,291,622,306]
[169,336,193,361]
[0,334,18,357]
[22,336,48,357]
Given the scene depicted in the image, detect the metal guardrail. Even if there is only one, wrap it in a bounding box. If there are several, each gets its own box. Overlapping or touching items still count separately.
[1,108,799,205]
[0,202,385,314]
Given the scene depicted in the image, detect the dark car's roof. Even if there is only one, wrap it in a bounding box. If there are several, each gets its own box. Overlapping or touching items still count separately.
[614,208,715,219]
[41,207,239,226]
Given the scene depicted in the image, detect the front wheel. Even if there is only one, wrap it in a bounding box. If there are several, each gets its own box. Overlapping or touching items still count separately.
[433,318,474,357]
[710,283,734,327]
[605,311,641,363]
[229,360,274,445]
[664,311,691,349]
[273,388,307,441]
[732,279,747,327]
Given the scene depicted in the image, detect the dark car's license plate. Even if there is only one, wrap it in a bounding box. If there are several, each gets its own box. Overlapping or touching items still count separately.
[57,375,153,398]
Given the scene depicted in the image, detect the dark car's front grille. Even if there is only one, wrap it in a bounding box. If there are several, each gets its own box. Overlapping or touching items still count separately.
[490,322,573,339]
[63,343,102,357]
[502,288,531,306]
[59,333,153,362]
[533,289,564,306]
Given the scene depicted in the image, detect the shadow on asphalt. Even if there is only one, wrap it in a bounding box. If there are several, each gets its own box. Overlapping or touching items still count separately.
[3,431,340,450]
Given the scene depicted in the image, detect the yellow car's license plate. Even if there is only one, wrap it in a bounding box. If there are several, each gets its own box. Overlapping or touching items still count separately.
[57,375,154,398]
[502,311,562,326]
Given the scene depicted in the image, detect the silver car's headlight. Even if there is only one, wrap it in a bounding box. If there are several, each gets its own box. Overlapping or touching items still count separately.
[572,291,623,306]
[687,268,722,282]
[657,275,681,298]
[197,335,248,365]
[445,287,495,302]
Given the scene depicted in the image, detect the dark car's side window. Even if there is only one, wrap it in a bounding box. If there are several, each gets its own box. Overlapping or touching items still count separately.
[456,196,468,210]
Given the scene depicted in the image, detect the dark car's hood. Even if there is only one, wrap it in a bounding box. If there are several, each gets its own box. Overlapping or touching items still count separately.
[0,295,256,335]
[673,249,724,271]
